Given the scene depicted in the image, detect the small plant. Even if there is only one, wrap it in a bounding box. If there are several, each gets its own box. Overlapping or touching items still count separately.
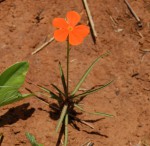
[0,62,32,107]
[39,11,113,146]
[26,132,43,146]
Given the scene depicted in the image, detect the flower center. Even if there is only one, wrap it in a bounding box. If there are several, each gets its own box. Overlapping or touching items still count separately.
[68,26,73,31]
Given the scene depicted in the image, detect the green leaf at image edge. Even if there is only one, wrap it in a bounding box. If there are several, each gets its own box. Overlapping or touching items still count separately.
[0,92,34,107]
[0,62,30,107]
[0,62,28,88]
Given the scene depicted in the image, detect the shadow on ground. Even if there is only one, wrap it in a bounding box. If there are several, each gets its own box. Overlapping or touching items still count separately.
[0,103,35,127]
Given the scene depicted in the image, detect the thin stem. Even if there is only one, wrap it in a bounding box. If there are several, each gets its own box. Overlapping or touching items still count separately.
[64,113,68,146]
[66,40,70,97]
[56,104,68,132]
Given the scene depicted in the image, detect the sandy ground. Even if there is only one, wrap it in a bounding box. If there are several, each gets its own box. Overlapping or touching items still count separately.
[0,0,150,146]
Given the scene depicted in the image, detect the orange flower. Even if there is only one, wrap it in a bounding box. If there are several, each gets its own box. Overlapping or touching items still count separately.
[53,11,89,45]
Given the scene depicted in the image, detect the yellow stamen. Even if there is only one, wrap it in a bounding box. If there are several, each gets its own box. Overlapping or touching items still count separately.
[68,26,73,31]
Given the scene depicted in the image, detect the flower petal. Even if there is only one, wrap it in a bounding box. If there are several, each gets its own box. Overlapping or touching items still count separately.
[66,11,80,27]
[68,24,89,45]
[74,25,90,37]
[69,30,83,45]
[53,18,68,28]
[54,29,69,42]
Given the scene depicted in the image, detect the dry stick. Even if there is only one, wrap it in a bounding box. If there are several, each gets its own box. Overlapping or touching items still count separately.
[81,140,91,146]
[137,31,144,39]
[87,142,94,146]
[32,37,54,55]
[140,48,150,52]
[81,121,94,129]
[143,88,150,91]
[0,133,4,146]
[110,16,118,26]
[124,0,142,27]
[82,0,97,43]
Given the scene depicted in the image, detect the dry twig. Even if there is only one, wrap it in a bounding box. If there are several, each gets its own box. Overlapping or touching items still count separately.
[137,31,144,39]
[32,37,54,55]
[82,0,97,43]
[110,16,118,26]
[0,133,4,146]
[87,142,94,146]
[81,140,91,146]
[140,48,150,52]
[124,0,143,27]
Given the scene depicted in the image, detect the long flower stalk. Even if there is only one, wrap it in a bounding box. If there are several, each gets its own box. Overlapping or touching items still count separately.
[66,39,70,98]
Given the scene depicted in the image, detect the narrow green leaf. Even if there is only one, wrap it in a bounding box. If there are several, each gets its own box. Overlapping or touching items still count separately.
[71,51,110,96]
[74,104,113,117]
[90,112,114,117]
[37,85,63,102]
[59,62,67,95]
[73,80,113,99]
[0,91,33,107]
[51,84,65,97]
[26,132,43,146]
[74,103,84,112]
[0,62,29,107]
[56,104,68,132]
[64,114,68,146]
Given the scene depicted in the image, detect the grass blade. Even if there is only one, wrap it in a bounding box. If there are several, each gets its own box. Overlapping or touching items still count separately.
[56,104,68,132]
[73,80,113,99]
[90,112,113,117]
[37,85,63,102]
[59,62,67,95]
[51,84,65,97]
[71,51,110,96]
[74,103,84,112]
[74,104,113,117]
[64,114,68,146]
[26,132,43,146]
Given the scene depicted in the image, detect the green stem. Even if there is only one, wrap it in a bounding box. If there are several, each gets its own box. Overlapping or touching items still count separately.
[66,40,70,97]
[64,113,68,146]
[56,104,68,132]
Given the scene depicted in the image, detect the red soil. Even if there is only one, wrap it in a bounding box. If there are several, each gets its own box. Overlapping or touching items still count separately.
[0,0,150,146]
